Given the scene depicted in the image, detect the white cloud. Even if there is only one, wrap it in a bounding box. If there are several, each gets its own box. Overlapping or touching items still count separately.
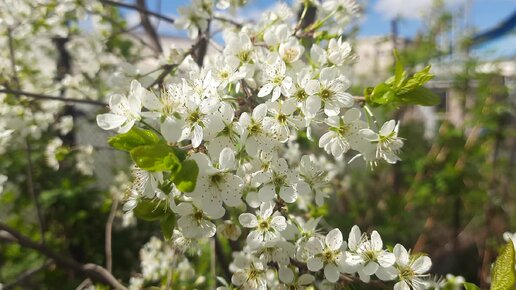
[374,0,464,20]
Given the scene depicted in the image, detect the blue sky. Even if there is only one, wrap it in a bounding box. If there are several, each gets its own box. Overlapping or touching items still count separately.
[137,0,515,37]
[122,0,515,57]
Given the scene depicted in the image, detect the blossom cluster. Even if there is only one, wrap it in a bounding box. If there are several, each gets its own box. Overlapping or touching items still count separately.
[93,0,432,288]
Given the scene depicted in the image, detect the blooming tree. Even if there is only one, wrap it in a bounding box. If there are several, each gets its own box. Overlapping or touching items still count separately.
[0,0,514,289]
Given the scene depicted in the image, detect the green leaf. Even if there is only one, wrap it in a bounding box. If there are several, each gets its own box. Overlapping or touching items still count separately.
[130,143,181,173]
[368,83,396,106]
[491,240,516,290]
[398,87,441,106]
[108,127,161,151]
[398,65,434,94]
[160,213,176,240]
[464,282,481,290]
[133,199,168,221]
[393,49,406,87]
[172,159,199,193]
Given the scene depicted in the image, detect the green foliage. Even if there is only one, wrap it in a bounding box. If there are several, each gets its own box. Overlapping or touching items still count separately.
[108,127,161,152]
[160,213,177,241]
[172,159,199,193]
[464,282,482,290]
[132,198,169,221]
[365,51,440,107]
[130,143,181,173]
[491,240,516,290]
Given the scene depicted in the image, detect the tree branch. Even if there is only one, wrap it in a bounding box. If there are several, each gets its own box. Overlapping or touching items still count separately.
[0,88,107,106]
[0,223,128,290]
[99,0,175,24]
[105,195,119,273]
[146,38,206,89]
[136,0,163,54]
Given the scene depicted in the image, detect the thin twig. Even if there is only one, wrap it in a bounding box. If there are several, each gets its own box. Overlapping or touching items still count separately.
[99,0,175,24]
[0,88,107,106]
[213,15,243,28]
[6,27,20,89]
[0,222,128,290]
[146,38,206,89]
[136,0,163,54]
[105,195,119,273]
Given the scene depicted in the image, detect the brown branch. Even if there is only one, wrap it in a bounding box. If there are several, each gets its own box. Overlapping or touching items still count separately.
[6,28,20,89]
[99,0,175,24]
[0,223,128,290]
[105,195,119,273]
[213,15,243,28]
[146,38,206,89]
[0,88,107,106]
[136,0,163,54]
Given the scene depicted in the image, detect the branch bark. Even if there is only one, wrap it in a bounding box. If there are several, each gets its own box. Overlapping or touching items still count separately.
[0,222,128,290]
[99,0,175,24]
[105,195,119,273]
[0,88,107,106]
[136,0,163,54]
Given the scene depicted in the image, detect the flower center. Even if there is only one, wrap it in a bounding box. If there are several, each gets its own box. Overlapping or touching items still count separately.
[320,88,333,100]
[294,89,308,101]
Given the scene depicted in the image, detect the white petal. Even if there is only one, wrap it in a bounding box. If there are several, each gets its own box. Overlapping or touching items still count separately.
[192,125,204,148]
[306,237,324,255]
[304,80,320,95]
[279,186,297,203]
[271,216,287,231]
[231,272,246,286]
[375,266,397,281]
[258,184,276,202]
[278,266,294,284]
[348,225,362,251]
[412,256,432,274]
[305,95,321,116]
[253,103,268,120]
[393,244,410,265]
[258,83,274,98]
[96,113,126,130]
[370,231,383,251]
[259,201,275,219]
[298,274,315,285]
[343,108,361,123]
[174,202,194,215]
[219,147,236,170]
[239,213,258,228]
[161,117,185,143]
[394,281,410,290]
[380,120,396,136]
[326,228,343,251]
[324,264,340,283]
[378,252,396,268]
[307,257,323,272]
[362,261,379,276]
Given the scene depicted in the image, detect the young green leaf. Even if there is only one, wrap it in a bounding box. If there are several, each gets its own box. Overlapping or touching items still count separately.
[464,282,481,290]
[108,127,161,151]
[398,65,434,94]
[172,159,199,193]
[397,87,441,106]
[130,144,182,173]
[133,199,168,221]
[160,213,176,240]
[491,240,516,290]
